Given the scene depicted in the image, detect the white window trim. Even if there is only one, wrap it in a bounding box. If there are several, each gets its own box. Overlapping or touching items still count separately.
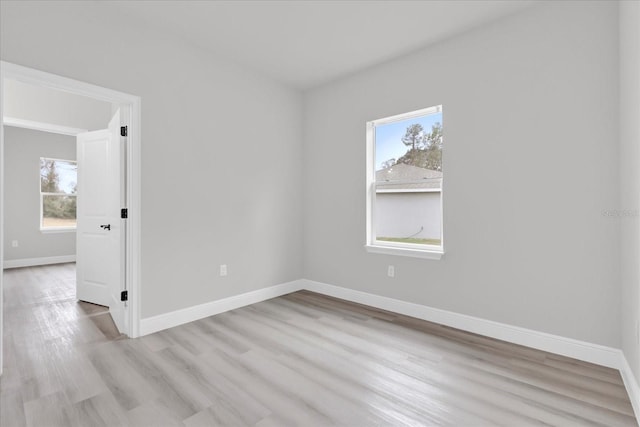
[373,105,441,126]
[376,188,442,194]
[39,158,77,231]
[40,227,75,233]
[365,105,444,259]
[365,244,444,260]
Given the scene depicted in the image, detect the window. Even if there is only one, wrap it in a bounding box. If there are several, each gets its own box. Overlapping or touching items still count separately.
[366,105,443,259]
[40,157,77,230]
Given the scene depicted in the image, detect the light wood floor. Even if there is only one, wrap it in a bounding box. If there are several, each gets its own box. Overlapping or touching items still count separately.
[1,264,637,426]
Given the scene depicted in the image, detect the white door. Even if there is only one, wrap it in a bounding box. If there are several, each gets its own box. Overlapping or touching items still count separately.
[76,109,127,333]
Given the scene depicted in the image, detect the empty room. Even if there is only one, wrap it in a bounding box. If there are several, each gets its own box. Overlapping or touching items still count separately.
[1,0,639,426]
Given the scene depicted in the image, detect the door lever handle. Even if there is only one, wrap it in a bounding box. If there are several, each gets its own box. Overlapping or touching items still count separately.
[100,224,111,231]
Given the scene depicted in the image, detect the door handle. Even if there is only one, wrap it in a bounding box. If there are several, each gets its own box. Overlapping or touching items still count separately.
[100,224,111,231]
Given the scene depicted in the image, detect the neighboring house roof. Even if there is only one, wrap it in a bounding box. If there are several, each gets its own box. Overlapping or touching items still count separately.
[376,163,442,190]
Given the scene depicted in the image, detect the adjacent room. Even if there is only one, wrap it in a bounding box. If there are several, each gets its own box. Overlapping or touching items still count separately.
[1,0,639,426]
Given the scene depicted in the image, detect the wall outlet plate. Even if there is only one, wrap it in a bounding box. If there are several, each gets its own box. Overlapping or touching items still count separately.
[220,264,228,277]
[11,240,18,248]
[387,265,395,278]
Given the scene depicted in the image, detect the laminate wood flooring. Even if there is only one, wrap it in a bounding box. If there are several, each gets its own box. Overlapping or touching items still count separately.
[1,263,637,426]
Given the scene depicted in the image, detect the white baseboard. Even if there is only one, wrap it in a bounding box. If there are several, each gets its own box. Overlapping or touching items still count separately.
[619,352,640,421]
[302,279,622,369]
[3,255,76,269]
[139,279,305,336]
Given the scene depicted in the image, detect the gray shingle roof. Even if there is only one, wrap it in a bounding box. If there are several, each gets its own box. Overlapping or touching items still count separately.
[376,163,442,190]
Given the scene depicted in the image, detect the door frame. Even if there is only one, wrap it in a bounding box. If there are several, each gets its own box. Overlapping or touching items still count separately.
[0,61,142,374]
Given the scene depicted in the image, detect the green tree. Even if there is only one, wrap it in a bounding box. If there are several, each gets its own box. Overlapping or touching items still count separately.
[401,123,424,151]
[395,122,443,171]
[423,122,442,171]
[40,159,60,193]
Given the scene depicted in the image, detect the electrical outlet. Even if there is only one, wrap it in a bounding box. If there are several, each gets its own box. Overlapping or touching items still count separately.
[387,265,395,278]
[11,240,18,248]
[219,264,227,277]
[637,320,639,345]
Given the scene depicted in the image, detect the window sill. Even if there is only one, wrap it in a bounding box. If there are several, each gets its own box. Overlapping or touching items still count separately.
[365,244,444,260]
[40,227,76,234]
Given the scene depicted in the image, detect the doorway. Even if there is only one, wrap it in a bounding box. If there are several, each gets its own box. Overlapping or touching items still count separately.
[0,61,142,375]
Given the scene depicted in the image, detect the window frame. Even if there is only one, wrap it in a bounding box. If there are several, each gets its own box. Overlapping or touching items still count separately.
[39,157,77,233]
[365,105,444,260]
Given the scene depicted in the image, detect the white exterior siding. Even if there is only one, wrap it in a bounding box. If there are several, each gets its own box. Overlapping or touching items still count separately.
[375,191,441,240]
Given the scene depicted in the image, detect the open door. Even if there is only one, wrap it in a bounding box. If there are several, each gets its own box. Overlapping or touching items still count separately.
[76,109,127,334]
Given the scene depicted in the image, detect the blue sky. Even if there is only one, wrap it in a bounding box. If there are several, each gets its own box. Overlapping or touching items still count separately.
[375,111,442,170]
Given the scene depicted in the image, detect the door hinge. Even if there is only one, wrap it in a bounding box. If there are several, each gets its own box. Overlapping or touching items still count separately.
[120,290,128,302]
[121,208,128,219]
[120,126,128,137]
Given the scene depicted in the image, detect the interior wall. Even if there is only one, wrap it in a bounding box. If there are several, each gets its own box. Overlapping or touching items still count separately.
[303,1,621,347]
[0,0,629,357]
[3,79,112,131]
[620,0,640,384]
[0,1,303,319]
[3,126,77,261]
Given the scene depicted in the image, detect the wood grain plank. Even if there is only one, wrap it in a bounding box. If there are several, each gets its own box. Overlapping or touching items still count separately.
[2,265,637,426]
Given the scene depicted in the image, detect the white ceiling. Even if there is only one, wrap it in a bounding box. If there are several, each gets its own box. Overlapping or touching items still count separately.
[106,0,539,89]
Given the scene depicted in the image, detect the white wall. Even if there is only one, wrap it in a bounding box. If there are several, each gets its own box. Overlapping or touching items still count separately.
[0,1,303,318]
[0,1,632,364]
[4,79,112,131]
[3,127,77,261]
[303,1,621,347]
[376,192,441,240]
[620,0,640,385]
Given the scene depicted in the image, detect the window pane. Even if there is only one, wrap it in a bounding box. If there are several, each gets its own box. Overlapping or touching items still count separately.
[375,113,442,175]
[40,158,77,195]
[373,108,443,247]
[42,195,77,228]
[375,192,441,246]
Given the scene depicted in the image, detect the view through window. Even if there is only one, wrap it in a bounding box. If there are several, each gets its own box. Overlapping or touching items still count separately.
[40,157,77,229]
[368,106,443,253]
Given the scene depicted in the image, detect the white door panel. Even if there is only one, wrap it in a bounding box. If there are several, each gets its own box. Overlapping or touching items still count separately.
[107,109,127,334]
[76,109,126,334]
